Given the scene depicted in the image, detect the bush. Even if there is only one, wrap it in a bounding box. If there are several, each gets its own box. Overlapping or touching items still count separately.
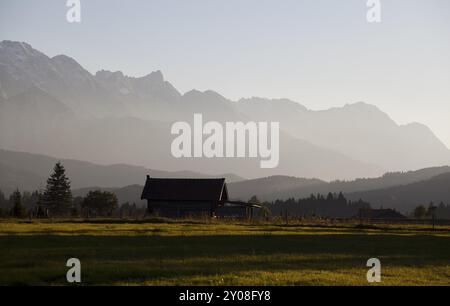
[82,190,118,217]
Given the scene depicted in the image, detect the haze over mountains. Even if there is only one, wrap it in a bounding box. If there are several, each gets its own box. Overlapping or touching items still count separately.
[1,40,450,180]
[0,149,243,196]
[2,148,448,214]
[227,166,450,203]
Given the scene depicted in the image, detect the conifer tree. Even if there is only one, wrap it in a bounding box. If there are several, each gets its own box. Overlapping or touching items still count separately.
[43,162,72,216]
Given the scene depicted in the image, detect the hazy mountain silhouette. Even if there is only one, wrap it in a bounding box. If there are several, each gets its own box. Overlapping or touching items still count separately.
[227,166,450,202]
[346,172,450,213]
[1,40,449,180]
[0,149,244,195]
[236,98,450,170]
[227,176,326,201]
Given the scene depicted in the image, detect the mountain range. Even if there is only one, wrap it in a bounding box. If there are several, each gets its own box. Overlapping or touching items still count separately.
[1,149,449,213]
[1,40,450,180]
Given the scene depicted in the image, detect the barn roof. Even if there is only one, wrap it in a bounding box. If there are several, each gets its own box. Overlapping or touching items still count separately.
[141,176,229,202]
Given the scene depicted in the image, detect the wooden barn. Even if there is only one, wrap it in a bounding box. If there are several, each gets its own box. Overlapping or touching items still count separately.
[141,176,259,219]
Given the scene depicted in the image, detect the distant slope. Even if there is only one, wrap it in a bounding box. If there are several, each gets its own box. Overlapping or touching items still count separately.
[228,166,450,201]
[228,176,326,201]
[346,173,450,213]
[0,149,244,195]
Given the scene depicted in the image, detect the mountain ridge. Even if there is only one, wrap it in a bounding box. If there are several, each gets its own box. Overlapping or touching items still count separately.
[1,40,449,179]
[227,166,450,202]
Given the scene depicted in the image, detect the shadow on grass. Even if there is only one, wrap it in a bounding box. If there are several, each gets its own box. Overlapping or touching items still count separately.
[1,233,449,259]
[0,233,449,285]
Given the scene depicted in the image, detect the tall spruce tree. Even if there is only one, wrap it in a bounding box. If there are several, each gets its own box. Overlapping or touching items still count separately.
[43,162,72,216]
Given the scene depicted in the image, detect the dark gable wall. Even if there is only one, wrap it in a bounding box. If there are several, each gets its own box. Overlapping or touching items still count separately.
[148,200,216,217]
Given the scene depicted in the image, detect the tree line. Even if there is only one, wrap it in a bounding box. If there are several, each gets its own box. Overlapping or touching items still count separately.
[413,202,450,220]
[265,192,372,219]
[261,193,450,220]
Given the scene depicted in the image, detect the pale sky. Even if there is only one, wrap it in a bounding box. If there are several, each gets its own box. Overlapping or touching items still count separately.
[1,0,450,147]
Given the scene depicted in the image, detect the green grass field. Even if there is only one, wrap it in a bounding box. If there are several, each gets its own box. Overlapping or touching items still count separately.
[0,219,449,286]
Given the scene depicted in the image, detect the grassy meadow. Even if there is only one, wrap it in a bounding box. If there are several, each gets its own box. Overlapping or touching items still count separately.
[0,219,449,286]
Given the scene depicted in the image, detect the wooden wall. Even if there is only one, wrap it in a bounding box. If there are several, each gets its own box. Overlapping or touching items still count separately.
[147,200,216,218]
